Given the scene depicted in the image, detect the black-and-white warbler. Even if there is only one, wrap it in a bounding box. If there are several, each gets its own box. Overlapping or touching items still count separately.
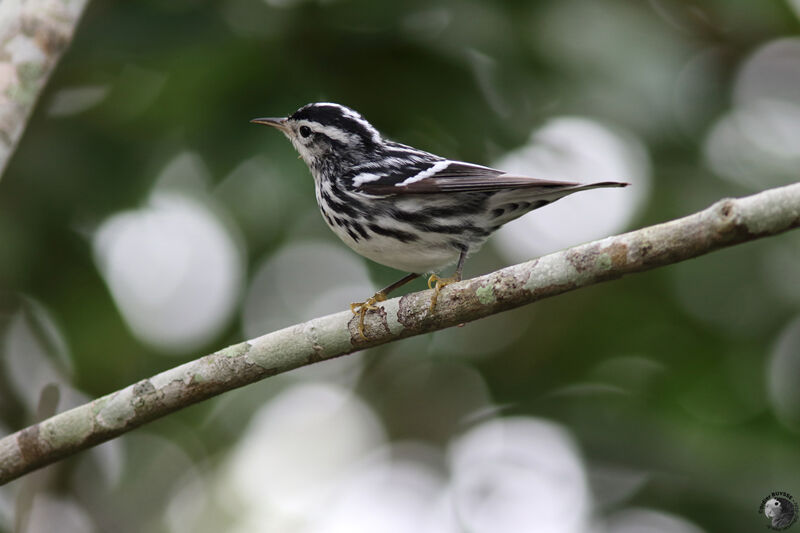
[252,103,628,338]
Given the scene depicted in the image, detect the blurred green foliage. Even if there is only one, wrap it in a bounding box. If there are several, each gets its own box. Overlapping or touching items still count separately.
[1,0,799,532]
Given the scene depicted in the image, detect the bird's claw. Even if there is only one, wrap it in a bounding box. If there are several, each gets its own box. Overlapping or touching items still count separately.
[350,292,387,339]
[427,273,461,312]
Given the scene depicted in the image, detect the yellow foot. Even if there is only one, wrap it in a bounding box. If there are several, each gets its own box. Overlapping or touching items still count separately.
[350,292,387,339]
[427,273,461,312]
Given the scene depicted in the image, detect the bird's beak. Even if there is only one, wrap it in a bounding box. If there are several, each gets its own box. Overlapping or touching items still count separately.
[250,117,290,133]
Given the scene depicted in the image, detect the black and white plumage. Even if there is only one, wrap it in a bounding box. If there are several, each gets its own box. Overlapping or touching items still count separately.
[253,102,628,336]
[253,102,628,275]
[765,497,797,529]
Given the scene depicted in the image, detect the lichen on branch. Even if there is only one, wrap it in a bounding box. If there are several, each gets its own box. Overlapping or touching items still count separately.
[0,182,799,485]
[0,0,89,178]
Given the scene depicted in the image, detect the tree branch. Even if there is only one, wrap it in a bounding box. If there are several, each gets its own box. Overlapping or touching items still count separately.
[1,182,799,484]
[0,0,89,179]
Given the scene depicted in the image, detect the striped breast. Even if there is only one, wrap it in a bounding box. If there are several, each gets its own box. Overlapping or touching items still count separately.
[314,179,493,273]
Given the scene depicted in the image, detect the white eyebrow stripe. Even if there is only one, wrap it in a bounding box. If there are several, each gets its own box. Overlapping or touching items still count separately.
[297,120,358,145]
[352,172,383,187]
[397,160,451,186]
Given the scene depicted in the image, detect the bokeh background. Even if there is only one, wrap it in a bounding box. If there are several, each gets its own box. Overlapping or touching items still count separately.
[2,0,800,531]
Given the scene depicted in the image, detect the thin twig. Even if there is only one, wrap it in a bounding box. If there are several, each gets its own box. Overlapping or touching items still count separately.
[1,182,799,484]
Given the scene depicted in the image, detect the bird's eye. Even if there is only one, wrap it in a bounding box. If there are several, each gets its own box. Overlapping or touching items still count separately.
[299,125,312,138]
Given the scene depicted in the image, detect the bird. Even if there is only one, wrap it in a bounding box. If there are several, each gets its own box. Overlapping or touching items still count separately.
[252,102,628,338]
[765,497,797,529]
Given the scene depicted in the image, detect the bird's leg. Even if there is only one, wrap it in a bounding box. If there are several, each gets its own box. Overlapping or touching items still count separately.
[427,248,468,312]
[351,273,420,339]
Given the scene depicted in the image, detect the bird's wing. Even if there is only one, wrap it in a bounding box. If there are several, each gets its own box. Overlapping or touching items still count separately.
[353,160,620,195]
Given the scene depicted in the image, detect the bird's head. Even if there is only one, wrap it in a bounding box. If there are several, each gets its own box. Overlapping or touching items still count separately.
[766,498,783,519]
[251,102,382,172]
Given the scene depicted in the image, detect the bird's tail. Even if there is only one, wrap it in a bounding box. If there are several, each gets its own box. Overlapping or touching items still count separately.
[564,181,630,192]
[487,180,630,225]
[519,180,629,202]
